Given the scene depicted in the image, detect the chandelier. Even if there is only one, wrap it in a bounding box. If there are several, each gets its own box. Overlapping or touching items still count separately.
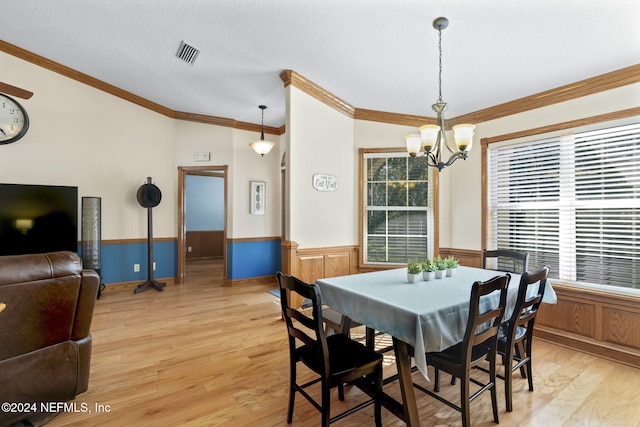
[249,105,275,156]
[405,17,475,171]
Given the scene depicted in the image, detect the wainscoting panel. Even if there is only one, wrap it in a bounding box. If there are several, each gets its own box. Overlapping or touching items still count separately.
[536,285,640,368]
[602,307,640,350]
[538,298,596,338]
[281,241,359,308]
[186,230,224,259]
[438,247,483,268]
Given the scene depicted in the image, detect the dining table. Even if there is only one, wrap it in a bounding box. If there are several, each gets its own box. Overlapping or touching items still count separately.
[315,266,557,426]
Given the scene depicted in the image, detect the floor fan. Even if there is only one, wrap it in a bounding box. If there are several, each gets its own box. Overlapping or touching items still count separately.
[134,177,166,294]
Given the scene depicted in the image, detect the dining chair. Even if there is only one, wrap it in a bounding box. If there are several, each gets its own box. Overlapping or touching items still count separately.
[276,272,383,427]
[498,265,549,412]
[482,249,529,274]
[412,274,510,427]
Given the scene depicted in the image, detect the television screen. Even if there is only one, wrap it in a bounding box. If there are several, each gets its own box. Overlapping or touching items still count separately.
[0,183,78,256]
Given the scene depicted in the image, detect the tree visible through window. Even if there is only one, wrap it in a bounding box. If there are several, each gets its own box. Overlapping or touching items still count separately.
[487,121,640,291]
[363,151,434,264]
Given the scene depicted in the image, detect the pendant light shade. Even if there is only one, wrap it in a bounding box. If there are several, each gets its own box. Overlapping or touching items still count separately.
[249,105,275,156]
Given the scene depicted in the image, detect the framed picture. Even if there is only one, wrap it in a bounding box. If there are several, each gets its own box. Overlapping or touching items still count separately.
[250,181,266,215]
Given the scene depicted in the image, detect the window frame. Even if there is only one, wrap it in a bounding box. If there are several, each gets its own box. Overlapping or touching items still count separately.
[482,108,640,296]
[359,147,439,269]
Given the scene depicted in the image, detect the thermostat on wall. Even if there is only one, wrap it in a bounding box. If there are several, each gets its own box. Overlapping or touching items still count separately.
[194,152,211,162]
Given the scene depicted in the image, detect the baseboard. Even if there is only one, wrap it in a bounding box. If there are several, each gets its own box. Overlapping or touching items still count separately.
[535,326,640,368]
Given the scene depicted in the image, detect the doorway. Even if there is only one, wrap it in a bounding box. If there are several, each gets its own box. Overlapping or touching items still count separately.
[177,165,228,284]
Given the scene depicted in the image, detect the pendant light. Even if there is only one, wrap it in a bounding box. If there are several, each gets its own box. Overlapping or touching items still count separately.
[249,105,275,156]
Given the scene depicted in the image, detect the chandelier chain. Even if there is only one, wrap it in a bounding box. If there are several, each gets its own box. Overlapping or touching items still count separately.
[437,27,443,104]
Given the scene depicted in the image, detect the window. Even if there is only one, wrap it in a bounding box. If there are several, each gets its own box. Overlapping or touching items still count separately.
[362,150,435,265]
[487,121,640,292]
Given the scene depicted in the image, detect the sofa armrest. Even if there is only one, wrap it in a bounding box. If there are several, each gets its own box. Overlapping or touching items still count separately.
[71,269,100,341]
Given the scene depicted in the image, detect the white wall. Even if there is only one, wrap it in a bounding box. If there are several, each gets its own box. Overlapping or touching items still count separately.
[0,52,176,240]
[1,52,283,244]
[230,127,281,238]
[285,86,355,248]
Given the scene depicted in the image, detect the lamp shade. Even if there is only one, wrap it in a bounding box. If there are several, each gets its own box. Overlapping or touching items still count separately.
[452,124,475,152]
[405,134,422,156]
[419,125,440,152]
[249,140,275,156]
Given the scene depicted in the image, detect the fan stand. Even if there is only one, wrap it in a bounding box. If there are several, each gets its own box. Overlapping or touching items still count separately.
[134,178,165,294]
[134,204,165,293]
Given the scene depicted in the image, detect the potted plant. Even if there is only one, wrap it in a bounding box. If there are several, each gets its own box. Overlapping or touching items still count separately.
[434,256,446,279]
[422,259,436,281]
[407,259,423,283]
[444,255,460,277]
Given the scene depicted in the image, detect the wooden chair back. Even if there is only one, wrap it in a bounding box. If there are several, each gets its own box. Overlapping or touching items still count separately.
[483,249,529,274]
[277,272,330,378]
[506,265,549,339]
[462,274,510,364]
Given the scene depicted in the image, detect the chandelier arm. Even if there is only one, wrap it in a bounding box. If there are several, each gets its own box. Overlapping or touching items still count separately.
[441,151,468,169]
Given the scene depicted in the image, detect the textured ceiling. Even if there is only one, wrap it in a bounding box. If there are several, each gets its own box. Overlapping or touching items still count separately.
[2,0,639,128]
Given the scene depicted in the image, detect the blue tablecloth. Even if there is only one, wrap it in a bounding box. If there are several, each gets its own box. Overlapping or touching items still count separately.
[316,266,557,380]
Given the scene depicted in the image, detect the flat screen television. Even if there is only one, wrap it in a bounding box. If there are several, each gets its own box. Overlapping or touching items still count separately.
[0,183,78,256]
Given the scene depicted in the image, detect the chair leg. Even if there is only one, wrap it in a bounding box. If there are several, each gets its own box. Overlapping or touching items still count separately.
[490,355,500,423]
[287,362,296,423]
[321,379,330,427]
[338,383,345,401]
[434,367,441,392]
[374,366,383,427]
[504,346,514,412]
[525,336,535,391]
[460,374,471,427]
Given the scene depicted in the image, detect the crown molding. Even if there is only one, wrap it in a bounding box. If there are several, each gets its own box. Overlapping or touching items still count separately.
[173,111,282,135]
[354,108,436,127]
[0,40,176,118]
[3,40,637,132]
[455,64,640,124]
[280,70,355,118]
[481,106,640,146]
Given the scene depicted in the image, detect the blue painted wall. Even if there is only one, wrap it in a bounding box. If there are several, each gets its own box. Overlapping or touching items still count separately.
[93,240,177,284]
[78,240,282,285]
[227,239,281,279]
[186,175,224,231]
[83,238,280,284]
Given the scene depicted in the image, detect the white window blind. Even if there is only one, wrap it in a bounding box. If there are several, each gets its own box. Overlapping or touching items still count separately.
[363,152,434,264]
[488,122,640,291]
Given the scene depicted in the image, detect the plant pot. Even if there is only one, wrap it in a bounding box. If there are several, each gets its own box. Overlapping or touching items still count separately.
[407,273,421,283]
[422,271,435,281]
[446,267,456,277]
[435,270,445,279]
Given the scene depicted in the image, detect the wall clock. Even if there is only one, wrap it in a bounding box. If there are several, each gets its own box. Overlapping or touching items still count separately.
[0,93,29,145]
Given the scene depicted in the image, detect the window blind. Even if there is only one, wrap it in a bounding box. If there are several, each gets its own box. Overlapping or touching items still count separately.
[488,122,640,290]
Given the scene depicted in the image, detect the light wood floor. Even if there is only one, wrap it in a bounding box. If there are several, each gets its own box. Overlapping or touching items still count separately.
[43,260,640,427]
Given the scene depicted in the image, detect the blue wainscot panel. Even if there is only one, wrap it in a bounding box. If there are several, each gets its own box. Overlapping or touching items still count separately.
[227,239,281,280]
[99,240,177,285]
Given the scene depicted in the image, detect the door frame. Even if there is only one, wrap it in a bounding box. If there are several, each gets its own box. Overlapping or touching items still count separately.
[177,165,228,284]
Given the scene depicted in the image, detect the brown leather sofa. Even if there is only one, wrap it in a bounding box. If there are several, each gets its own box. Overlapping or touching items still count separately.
[0,251,99,426]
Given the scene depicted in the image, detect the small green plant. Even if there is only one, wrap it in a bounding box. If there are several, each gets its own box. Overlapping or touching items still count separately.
[434,256,446,271]
[407,259,423,274]
[422,259,436,272]
[444,255,459,269]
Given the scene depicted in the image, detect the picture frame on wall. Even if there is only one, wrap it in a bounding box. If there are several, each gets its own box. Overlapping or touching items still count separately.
[250,181,266,215]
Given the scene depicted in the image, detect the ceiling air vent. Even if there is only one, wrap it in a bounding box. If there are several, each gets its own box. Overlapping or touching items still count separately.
[176,41,200,65]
